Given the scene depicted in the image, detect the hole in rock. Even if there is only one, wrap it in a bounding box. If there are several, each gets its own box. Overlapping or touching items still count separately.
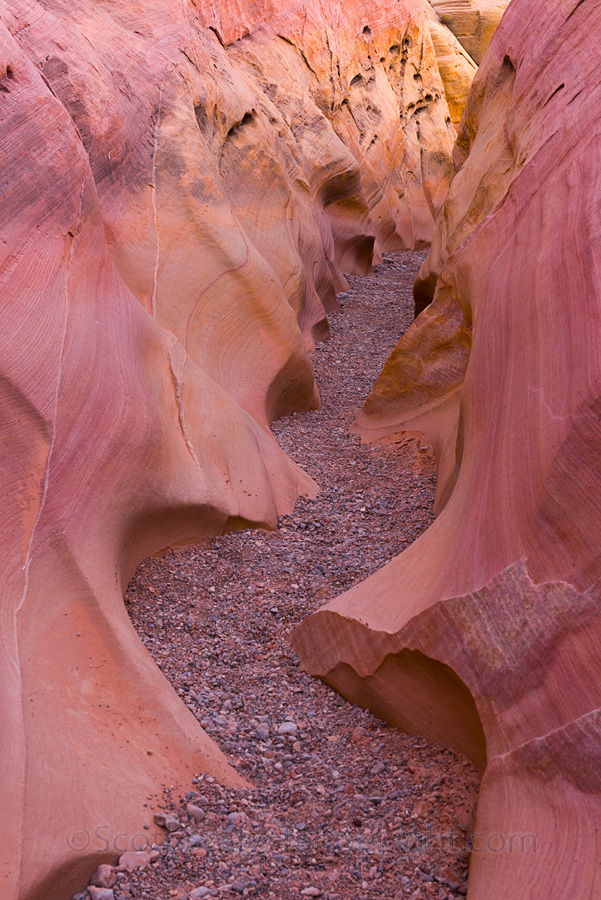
[225,110,255,139]
[194,101,207,133]
[0,63,15,92]
[121,251,481,900]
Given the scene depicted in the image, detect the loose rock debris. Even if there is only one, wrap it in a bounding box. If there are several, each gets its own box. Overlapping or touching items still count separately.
[75,252,480,900]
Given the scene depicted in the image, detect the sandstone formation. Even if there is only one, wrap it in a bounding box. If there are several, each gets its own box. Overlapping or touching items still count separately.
[429,0,511,64]
[0,1,465,898]
[422,0,478,125]
[293,0,601,897]
[0,26,311,900]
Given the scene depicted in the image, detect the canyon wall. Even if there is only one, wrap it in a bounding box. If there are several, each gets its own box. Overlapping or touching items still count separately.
[0,1,469,898]
[293,1,601,898]
[429,0,510,63]
[422,0,478,125]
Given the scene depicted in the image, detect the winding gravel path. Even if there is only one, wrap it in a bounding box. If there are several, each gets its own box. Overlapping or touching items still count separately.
[118,251,479,900]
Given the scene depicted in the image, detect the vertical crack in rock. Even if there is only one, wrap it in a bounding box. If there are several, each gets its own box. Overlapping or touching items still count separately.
[566,0,587,22]
[150,68,168,319]
[14,175,86,635]
[166,335,206,481]
[10,173,85,897]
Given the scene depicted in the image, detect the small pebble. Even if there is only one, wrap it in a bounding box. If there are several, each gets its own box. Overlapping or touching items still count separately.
[187,803,206,822]
[89,865,116,889]
[87,888,115,900]
[153,813,181,833]
[277,722,298,735]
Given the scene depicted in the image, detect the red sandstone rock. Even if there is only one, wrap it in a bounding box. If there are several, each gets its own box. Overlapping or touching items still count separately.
[117,851,151,873]
[217,0,458,256]
[0,25,311,900]
[293,1,601,897]
[0,1,462,898]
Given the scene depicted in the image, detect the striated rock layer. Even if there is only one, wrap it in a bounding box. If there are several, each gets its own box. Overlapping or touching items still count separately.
[422,0,478,125]
[293,1,601,898]
[0,0,480,897]
[429,0,510,64]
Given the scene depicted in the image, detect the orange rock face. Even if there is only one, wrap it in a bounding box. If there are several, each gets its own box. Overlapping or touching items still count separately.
[0,1,464,898]
[293,1,601,897]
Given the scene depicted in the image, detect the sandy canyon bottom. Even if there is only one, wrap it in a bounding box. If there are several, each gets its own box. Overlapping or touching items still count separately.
[95,251,480,900]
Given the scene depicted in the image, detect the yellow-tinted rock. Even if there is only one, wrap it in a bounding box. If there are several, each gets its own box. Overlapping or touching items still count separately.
[422,0,478,125]
[429,0,510,63]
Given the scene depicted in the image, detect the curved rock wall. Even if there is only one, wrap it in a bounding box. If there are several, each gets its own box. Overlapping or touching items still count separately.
[0,0,514,895]
[0,22,311,900]
[429,0,511,63]
[422,0,478,125]
[0,1,468,898]
[293,1,601,898]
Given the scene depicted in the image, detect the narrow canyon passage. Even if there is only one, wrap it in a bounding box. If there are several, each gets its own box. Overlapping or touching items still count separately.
[121,251,479,900]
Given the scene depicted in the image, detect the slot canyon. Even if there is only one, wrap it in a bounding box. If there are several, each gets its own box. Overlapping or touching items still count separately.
[1,1,599,899]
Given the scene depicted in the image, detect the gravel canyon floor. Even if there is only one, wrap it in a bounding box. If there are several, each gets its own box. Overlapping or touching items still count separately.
[115,252,479,900]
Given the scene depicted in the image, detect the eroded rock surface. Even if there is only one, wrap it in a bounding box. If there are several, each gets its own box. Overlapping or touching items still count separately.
[0,1,466,898]
[0,0,517,894]
[293,1,601,898]
[422,0,478,124]
[429,0,510,63]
